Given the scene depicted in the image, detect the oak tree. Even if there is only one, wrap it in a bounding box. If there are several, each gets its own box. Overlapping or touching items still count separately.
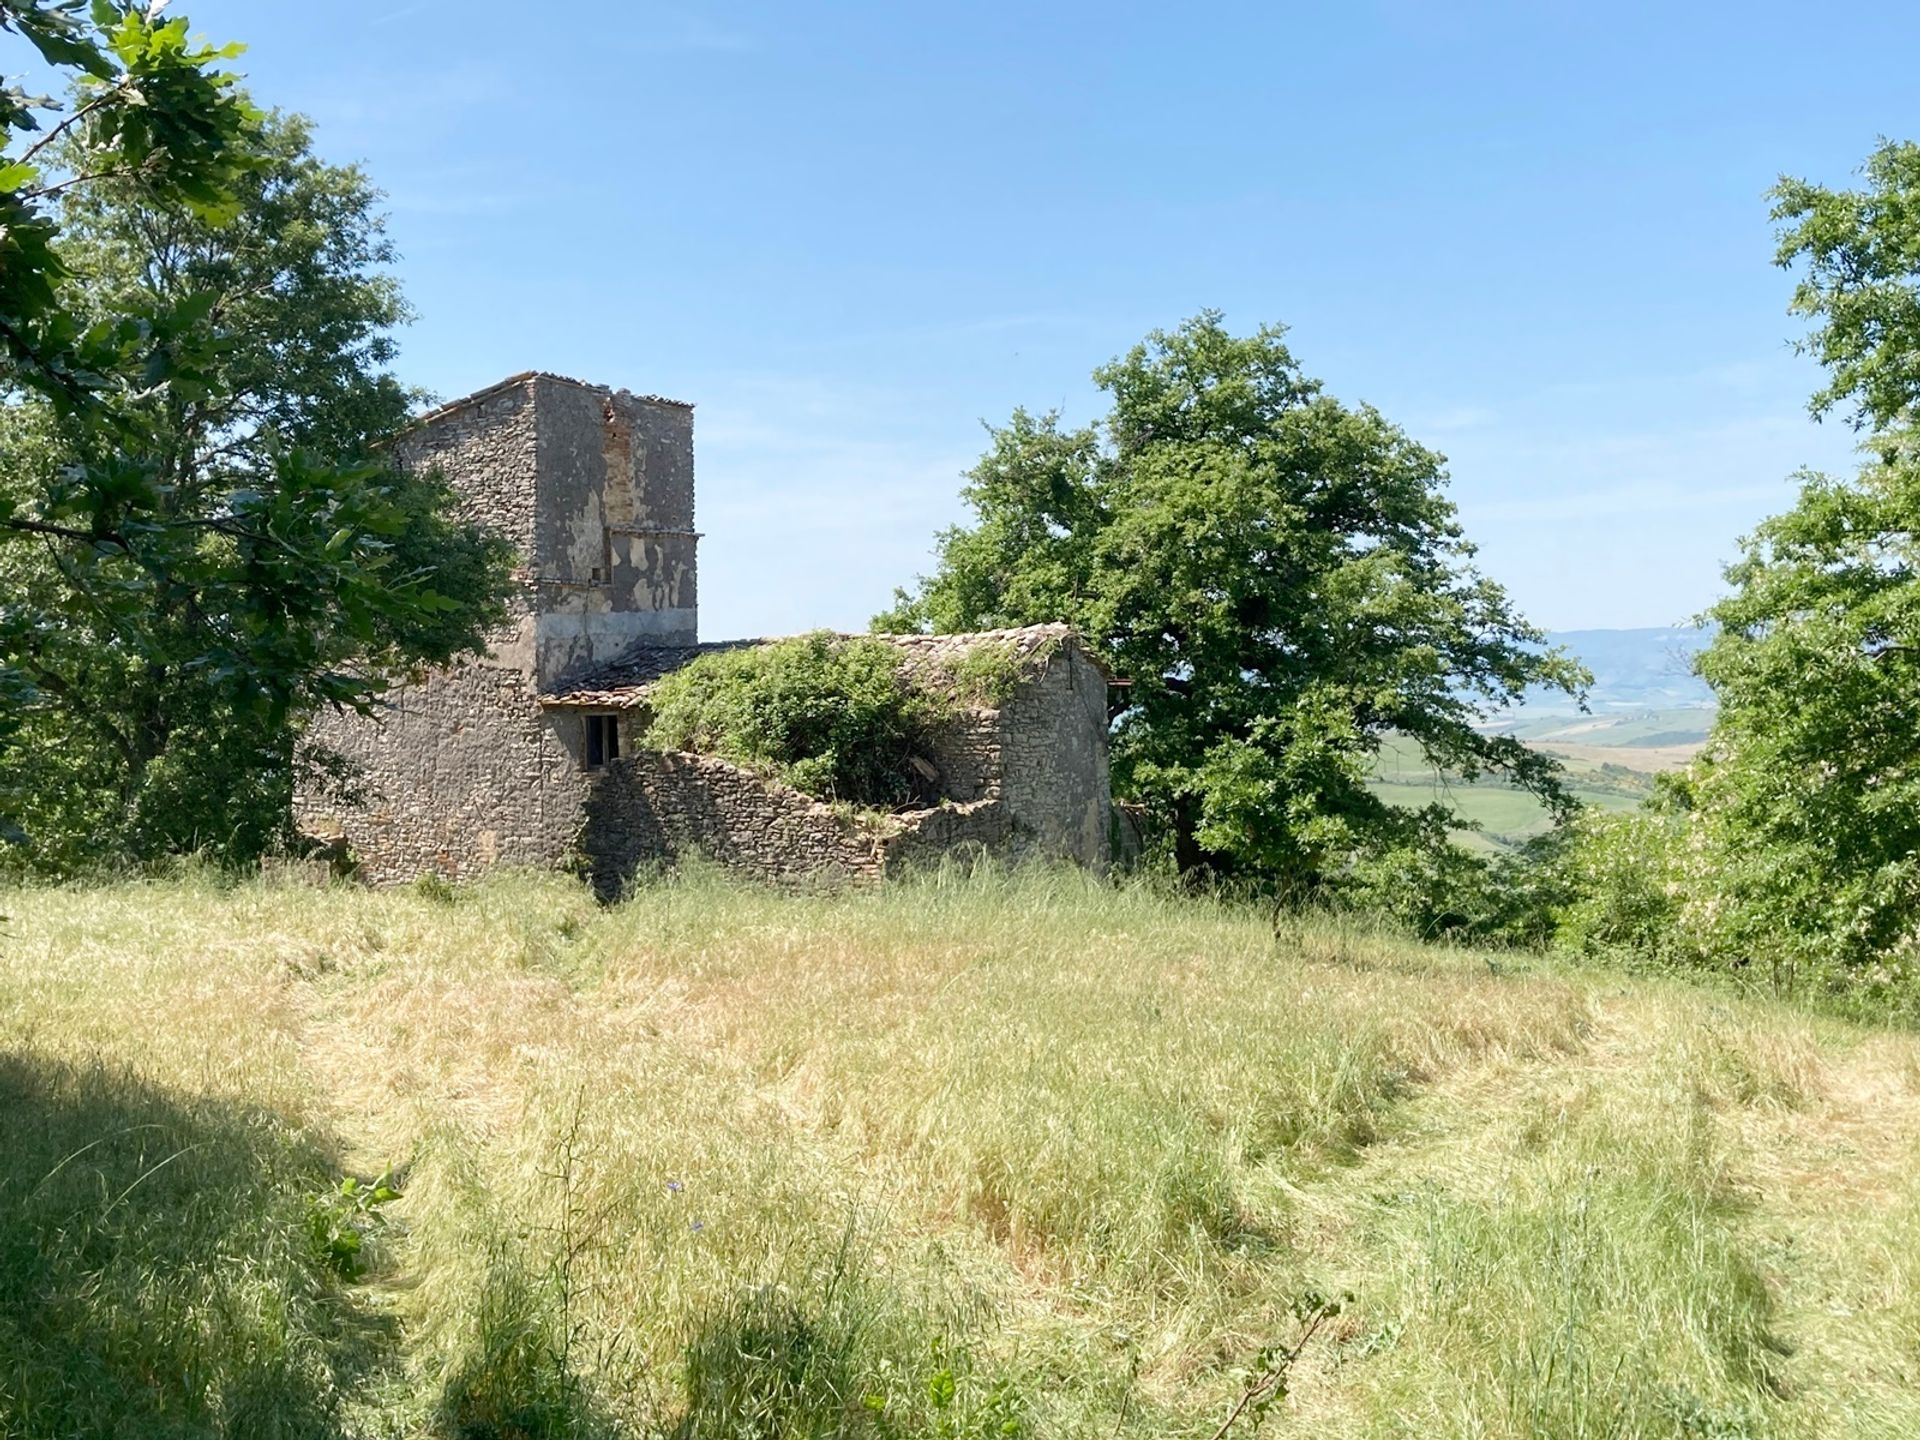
[879,313,1586,891]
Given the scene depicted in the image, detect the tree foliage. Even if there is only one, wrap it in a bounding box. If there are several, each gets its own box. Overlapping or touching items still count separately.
[878,313,1586,890]
[1774,140,1920,431]
[1666,452,1920,1004]
[0,9,511,866]
[1561,141,1920,1013]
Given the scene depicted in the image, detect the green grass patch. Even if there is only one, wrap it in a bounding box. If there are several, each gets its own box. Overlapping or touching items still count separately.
[2,869,1917,1435]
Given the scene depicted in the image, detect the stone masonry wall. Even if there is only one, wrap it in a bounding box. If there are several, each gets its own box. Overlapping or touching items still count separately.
[396,377,540,649]
[302,638,1112,889]
[916,709,999,802]
[298,668,590,885]
[298,365,1110,889]
[578,750,1038,893]
[968,647,1112,868]
[581,750,888,892]
[570,649,1113,892]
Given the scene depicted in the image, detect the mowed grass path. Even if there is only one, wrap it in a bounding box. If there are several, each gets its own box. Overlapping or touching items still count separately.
[1,869,1917,1437]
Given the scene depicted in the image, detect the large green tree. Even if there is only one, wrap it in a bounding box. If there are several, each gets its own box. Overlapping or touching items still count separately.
[879,314,1586,890]
[1,7,510,866]
[1644,142,1920,1000]
[1689,452,1920,988]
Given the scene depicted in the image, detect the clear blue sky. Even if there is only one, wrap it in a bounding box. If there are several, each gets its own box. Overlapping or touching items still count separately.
[168,2,1916,639]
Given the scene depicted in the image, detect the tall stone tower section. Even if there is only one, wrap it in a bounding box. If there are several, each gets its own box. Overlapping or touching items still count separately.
[396,371,698,688]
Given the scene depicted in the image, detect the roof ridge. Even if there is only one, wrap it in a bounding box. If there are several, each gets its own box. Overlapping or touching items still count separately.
[410,371,694,430]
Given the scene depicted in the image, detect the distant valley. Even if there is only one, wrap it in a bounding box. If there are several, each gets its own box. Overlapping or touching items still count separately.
[1527,626,1715,713]
[1374,628,1716,848]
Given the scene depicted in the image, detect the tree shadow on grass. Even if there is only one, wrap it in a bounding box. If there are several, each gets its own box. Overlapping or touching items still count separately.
[0,1051,401,1438]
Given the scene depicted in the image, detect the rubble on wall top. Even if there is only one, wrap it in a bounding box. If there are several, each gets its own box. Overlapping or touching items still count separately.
[409,370,694,430]
[541,623,1108,710]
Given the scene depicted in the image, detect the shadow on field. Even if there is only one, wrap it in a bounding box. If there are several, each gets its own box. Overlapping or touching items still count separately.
[0,1051,398,1439]
[672,1284,873,1440]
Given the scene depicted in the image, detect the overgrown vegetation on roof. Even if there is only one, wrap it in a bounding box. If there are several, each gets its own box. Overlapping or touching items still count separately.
[937,632,1060,707]
[642,632,946,807]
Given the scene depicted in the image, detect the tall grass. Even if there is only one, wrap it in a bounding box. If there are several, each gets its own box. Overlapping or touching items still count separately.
[2,864,1918,1435]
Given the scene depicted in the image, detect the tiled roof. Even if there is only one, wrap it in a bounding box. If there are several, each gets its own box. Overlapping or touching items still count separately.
[541,624,1106,709]
[541,641,760,710]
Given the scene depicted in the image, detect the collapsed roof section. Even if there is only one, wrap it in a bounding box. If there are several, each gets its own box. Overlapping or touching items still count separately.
[539,623,1115,710]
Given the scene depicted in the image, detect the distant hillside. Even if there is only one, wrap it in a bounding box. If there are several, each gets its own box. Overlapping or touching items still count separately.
[1375,628,1719,847]
[1533,626,1715,713]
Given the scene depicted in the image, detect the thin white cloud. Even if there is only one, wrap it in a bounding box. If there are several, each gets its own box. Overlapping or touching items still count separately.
[815,311,1095,350]
[1469,478,1791,523]
[299,59,513,146]
[369,3,430,26]
[383,163,537,217]
[685,371,975,637]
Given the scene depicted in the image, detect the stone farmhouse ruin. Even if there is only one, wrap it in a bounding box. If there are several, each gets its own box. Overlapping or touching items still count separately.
[297,372,1119,890]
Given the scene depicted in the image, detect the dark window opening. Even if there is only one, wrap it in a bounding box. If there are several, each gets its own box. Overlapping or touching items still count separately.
[585,713,620,768]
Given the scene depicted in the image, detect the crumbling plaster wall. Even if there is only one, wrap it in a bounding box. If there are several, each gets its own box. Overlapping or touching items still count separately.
[531,377,697,685]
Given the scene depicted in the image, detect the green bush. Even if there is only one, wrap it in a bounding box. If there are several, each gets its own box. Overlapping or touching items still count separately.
[1340,829,1575,949]
[643,633,944,809]
[1554,803,1692,963]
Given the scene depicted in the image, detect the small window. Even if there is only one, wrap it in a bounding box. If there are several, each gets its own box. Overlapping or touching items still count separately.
[585,713,620,768]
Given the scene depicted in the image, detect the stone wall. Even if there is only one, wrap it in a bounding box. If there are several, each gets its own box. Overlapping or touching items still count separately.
[394,377,544,674]
[389,374,699,689]
[880,799,1013,874]
[916,709,999,803]
[297,368,1112,891]
[581,750,888,892]
[977,647,1113,867]
[567,646,1113,892]
[577,751,1042,892]
[398,378,542,566]
[298,668,591,885]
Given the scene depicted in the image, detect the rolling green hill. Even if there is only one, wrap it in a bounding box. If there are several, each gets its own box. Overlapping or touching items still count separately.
[1369,714,1705,849]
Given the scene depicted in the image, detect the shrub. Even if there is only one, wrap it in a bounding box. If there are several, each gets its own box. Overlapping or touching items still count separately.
[938,635,1056,708]
[1340,828,1575,949]
[643,633,944,809]
[1554,804,1692,963]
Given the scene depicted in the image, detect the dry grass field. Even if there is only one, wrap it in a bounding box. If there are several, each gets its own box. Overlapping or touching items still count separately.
[2,865,1917,1437]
